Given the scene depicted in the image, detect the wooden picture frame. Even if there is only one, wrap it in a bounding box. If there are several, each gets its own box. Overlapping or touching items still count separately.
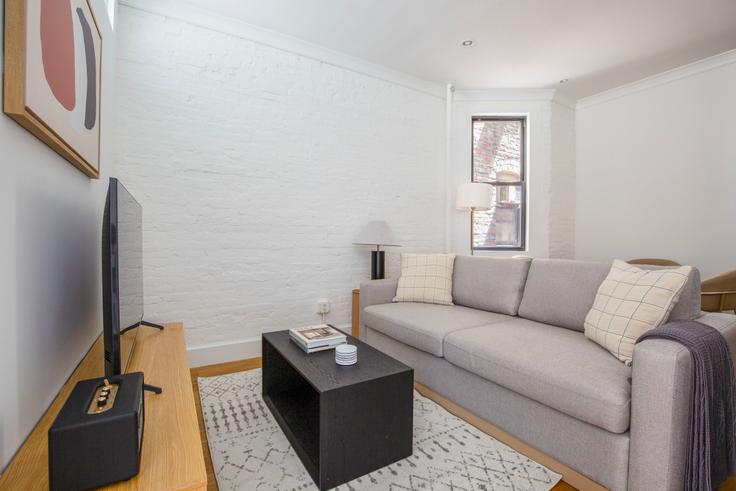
[3,0,102,179]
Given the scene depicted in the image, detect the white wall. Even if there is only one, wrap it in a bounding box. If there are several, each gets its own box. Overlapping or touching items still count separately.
[0,0,117,470]
[576,51,736,278]
[448,90,576,258]
[549,101,576,258]
[113,4,446,356]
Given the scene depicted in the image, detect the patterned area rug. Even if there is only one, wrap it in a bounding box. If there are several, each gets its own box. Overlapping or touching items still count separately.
[198,369,562,491]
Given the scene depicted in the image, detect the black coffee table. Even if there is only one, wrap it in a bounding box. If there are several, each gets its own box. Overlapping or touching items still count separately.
[262,329,413,490]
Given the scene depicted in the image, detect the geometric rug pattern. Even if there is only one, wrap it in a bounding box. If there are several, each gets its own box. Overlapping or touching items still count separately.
[198,368,562,490]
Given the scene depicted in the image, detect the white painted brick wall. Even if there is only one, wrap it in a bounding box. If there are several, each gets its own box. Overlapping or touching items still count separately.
[113,6,446,348]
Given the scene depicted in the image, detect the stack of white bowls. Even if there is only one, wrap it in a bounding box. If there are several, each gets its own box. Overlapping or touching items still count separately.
[335,344,357,365]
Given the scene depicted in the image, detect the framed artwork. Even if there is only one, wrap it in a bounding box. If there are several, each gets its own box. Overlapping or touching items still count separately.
[3,0,103,178]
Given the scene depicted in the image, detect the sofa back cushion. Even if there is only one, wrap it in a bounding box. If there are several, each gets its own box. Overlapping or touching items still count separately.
[452,256,532,315]
[518,259,702,332]
[519,259,614,332]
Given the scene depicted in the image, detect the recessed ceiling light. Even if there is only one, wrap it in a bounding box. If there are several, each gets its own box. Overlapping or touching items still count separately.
[462,40,474,47]
[559,78,569,84]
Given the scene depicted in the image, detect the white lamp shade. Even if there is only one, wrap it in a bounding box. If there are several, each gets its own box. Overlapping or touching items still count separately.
[455,182,492,211]
[353,220,400,246]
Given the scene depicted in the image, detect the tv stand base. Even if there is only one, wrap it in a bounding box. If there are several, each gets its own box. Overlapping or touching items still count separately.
[141,320,165,330]
[144,384,162,394]
[141,322,164,393]
[121,320,165,335]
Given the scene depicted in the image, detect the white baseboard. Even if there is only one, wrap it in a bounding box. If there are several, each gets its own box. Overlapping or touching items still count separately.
[186,323,352,368]
[187,337,261,368]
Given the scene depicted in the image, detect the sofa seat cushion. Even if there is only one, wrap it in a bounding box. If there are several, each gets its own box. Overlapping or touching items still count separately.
[362,303,512,357]
[444,318,633,433]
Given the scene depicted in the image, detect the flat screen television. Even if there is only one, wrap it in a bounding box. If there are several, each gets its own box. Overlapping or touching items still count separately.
[102,178,144,377]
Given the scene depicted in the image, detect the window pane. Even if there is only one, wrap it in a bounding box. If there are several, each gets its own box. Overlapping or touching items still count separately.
[473,185,523,248]
[473,119,523,182]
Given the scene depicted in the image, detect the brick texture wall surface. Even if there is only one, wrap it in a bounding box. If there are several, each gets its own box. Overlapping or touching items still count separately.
[113,6,445,348]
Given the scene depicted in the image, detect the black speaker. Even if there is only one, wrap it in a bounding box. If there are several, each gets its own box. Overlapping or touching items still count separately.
[48,372,145,490]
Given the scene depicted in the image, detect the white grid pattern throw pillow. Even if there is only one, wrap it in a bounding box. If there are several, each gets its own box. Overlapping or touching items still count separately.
[393,254,456,306]
[584,260,692,365]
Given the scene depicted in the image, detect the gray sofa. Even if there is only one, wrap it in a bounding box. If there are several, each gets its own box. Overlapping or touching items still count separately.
[359,256,736,491]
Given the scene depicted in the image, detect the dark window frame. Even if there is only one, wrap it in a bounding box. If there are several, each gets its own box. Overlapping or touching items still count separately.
[470,115,527,251]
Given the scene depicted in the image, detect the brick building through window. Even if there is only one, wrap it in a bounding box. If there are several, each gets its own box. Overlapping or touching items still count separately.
[471,116,526,250]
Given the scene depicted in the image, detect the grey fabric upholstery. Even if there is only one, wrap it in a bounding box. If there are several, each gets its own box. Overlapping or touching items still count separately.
[444,319,632,433]
[359,278,398,309]
[362,303,511,357]
[670,267,701,321]
[517,259,701,332]
[518,259,611,332]
[366,327,631,491]
[358,279,398,340]
[358,259,716,491]
[628,312,736,491]
[452,256,532,315]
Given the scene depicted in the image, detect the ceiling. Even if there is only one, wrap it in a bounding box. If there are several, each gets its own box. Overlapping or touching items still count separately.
[180,0,736,99]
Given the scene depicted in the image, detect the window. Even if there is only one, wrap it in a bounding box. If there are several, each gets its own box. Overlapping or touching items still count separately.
[471,116,526,250]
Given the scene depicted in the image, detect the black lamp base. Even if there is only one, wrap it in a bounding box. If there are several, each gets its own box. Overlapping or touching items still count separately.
[371,251,385,280]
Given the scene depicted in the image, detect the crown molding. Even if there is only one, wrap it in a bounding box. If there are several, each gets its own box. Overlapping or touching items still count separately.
[551,91,577,110]
[119,0,446,99]
[577,49,736,110]
[451,88,578,109]
[452,88,557,102]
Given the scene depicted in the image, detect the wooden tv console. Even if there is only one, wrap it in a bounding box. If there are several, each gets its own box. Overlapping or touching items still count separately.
[0,322,207,490]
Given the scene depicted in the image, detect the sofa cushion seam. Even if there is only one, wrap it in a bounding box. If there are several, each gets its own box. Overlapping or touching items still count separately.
[364,311,509,355]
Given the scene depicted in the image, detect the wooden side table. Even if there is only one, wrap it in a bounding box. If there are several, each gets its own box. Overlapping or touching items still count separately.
[351,289,360,338]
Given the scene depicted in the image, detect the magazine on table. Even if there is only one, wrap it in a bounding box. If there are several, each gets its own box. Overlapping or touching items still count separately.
[289,324,346,353]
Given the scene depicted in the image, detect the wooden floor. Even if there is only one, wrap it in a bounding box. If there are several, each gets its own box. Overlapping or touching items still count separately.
[190,358,576,491]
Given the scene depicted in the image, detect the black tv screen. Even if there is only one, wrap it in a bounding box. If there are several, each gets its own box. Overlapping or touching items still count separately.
[102,178,144,377]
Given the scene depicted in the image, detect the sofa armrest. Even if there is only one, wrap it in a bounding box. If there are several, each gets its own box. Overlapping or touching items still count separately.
[628,313,736,491]
[358,279,398,340]
[359,279,398,309]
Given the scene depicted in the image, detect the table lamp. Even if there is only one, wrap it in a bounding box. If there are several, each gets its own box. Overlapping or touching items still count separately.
[353,221,400,279]
[455,182,492,255]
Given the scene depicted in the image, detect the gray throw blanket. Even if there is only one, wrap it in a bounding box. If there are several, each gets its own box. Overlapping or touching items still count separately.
[637,320,736,490]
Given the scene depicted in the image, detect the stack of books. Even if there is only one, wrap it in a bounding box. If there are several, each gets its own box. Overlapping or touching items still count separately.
[289,325,347,354]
